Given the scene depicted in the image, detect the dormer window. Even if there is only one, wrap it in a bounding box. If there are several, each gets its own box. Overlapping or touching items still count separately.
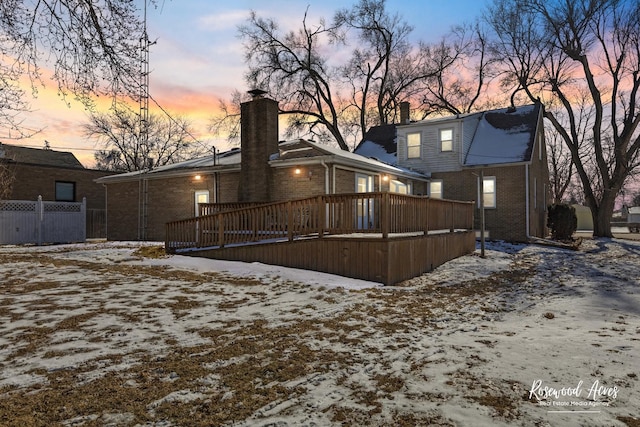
[407,132,421,159]
[440,129,453,152]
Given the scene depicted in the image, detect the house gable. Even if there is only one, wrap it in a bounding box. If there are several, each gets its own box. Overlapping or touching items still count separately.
[0,143,84,169]
[463,104,539,166]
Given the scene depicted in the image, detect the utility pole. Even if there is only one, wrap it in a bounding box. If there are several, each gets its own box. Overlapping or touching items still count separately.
[480,169,486,258]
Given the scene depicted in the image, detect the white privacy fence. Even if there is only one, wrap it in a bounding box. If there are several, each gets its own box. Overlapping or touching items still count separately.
[0,196,86,245]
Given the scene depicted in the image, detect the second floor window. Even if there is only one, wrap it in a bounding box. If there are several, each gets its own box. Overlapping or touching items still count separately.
[407,132,421,159]
[440,129,453,152]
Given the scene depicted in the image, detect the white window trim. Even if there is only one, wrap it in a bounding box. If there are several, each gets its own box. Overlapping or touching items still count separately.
[194,190,210,217]
[478,176,496,209]
[440,128,454,152]
[429,180,443,199]
[407,132,422,159]
[390,179,411,194]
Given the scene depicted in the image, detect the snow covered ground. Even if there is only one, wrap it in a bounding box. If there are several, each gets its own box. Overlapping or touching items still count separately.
[0,238,638,426]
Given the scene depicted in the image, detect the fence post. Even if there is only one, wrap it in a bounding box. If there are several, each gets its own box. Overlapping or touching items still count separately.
[36,195,43,246]
[81,197,87,242]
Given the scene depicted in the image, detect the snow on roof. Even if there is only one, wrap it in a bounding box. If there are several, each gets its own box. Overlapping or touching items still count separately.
[294,139,427,179]
[96,148,241,182]
[464,104,540,166]
[353,124,398,165]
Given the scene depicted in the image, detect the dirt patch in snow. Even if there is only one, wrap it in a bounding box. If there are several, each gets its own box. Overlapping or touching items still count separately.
[0,239,639,426]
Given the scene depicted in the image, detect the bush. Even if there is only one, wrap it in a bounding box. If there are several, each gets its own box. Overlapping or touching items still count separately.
[547,204,577,241]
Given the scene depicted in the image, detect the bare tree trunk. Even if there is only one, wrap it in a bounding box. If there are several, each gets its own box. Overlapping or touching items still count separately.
[591,189,617,238]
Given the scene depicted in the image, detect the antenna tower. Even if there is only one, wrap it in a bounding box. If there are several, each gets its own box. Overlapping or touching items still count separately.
[140,0,150,157]
[138,0,151,240]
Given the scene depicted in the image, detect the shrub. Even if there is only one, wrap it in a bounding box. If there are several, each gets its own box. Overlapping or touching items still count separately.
[547,204,577,241]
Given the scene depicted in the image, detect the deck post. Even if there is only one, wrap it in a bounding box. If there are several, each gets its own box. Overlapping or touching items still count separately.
[217,213,225,248]
[382,192,389,239]
[317,195,325,238]
[450,201,455,232]
[424,197,430,234]
[287,201,293,241]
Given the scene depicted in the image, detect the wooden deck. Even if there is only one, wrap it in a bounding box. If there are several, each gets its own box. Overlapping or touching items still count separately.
[166,193,476,285]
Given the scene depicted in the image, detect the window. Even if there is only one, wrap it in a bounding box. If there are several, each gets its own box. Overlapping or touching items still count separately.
[355,174,374,229]
[407,132,421,159]
[480,176,496,208]
[55,181,75,202]
[440,128,453,152]
[194,190,209,216]
[390,180,410,194]
[429,180,443,199]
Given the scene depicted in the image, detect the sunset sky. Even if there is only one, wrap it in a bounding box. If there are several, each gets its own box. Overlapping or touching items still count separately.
[12,0,490,167]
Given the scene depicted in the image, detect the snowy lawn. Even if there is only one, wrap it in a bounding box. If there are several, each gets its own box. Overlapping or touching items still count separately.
[0,239,638,426]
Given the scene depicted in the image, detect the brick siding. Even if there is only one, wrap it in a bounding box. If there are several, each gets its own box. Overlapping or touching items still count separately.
[8,163,113,210]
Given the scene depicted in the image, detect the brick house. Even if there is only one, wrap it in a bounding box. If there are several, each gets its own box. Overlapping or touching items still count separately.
[0,143,114,237]
[355,103,550,241]
[97,94,429,241]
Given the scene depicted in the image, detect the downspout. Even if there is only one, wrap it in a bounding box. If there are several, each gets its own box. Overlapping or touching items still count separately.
[332,164,337,194]
[321,160,329,194]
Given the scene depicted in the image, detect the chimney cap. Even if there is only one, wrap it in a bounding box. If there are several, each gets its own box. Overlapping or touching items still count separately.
[248,88,268,99]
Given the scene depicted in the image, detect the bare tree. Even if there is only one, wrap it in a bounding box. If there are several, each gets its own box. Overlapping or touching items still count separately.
[0,0,148,133]
[85,106,205,172]
[238,0,449,151]
[333,0,443,132]
[486,0,640,237]
[0,51,34,139]
[547,127,573,204]
[418,23,502,118]
[0,159,15,200]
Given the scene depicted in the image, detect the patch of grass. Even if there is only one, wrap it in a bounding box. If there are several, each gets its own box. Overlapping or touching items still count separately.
[132,245,167,259]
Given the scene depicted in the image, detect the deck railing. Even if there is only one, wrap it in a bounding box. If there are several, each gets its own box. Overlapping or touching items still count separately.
[166,193,474,252]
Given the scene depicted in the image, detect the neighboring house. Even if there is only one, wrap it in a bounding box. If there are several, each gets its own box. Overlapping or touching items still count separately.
[356,103,550,241]
[0,143,114,237]
[573,205,594,231]
[629,207,640,232]
[97,94,430,241]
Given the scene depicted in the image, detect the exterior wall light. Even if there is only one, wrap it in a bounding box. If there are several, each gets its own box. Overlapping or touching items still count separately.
[194,174,202,181]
